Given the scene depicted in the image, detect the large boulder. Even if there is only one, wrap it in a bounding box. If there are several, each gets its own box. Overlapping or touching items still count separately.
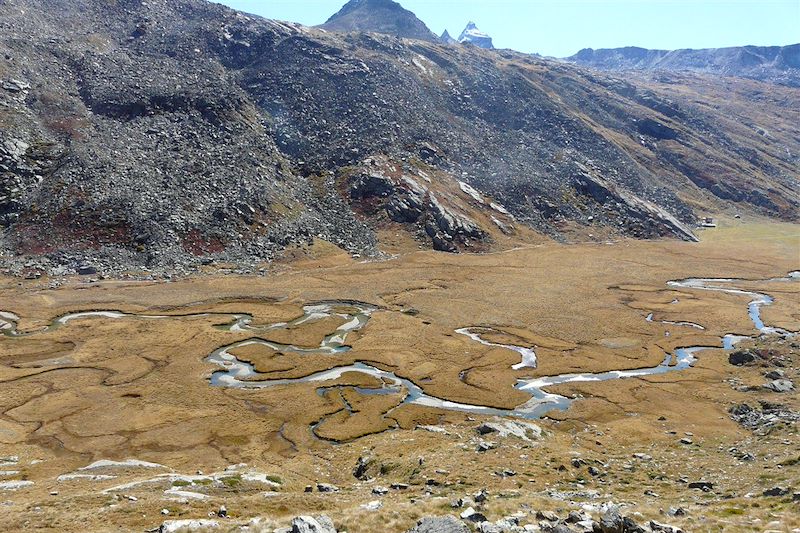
[598,505,624,533]
[291,515,337,533]
[728,350,759,366]
[407,516,470,533]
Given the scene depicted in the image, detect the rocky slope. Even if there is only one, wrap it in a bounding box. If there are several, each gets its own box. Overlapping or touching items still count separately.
[320,0,437,42]
[0,0,798,275]
[567,44,800,86]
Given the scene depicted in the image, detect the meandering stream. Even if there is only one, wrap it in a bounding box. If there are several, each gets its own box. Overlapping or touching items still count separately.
[205,271,799,419]
[1,272,797,420]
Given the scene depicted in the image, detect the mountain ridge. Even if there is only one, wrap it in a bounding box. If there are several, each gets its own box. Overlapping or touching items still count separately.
[566,43,800,86]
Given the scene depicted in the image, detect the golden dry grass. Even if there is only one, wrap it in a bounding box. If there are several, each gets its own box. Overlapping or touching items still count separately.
[0,220,797,531]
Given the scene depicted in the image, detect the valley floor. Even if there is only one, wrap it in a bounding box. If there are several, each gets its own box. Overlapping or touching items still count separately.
[0,219,798,532]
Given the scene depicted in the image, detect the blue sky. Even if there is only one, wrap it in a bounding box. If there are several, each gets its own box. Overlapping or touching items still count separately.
[216,0,799,57]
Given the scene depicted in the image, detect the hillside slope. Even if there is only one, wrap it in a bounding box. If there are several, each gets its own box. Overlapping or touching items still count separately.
[0,0,798,275]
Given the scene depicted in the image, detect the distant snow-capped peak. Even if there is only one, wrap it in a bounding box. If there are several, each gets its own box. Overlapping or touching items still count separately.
[458,21,494,49]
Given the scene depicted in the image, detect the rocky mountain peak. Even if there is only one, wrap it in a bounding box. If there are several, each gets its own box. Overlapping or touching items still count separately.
[440,29,457,44]
[320,0,437,42]
[458,21,494,49]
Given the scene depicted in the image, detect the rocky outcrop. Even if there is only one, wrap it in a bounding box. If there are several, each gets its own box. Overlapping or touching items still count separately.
[425,193,486,252]
[345,160,492,252]
[573,166,698,242]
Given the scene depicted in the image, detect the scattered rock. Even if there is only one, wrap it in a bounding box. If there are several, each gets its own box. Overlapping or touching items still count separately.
[473,489,488,503]
[567,511,590,523]
[361,500,382,511]
[764,369,785,380]
[763,486,790,497]
[571,458,587,468]
[729,401,800,431]
[551,524,580,533]
[315,483,339,493]
[372,486,389,496]
[649,521,683,533]
[763,379,795,393]
[77,264,98,275]
[536,510,559,522]
[688,481,713,491]
[622,516,646,533]
[353,456,375,480]
[477,441,498,452]
[460,507,488,523]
